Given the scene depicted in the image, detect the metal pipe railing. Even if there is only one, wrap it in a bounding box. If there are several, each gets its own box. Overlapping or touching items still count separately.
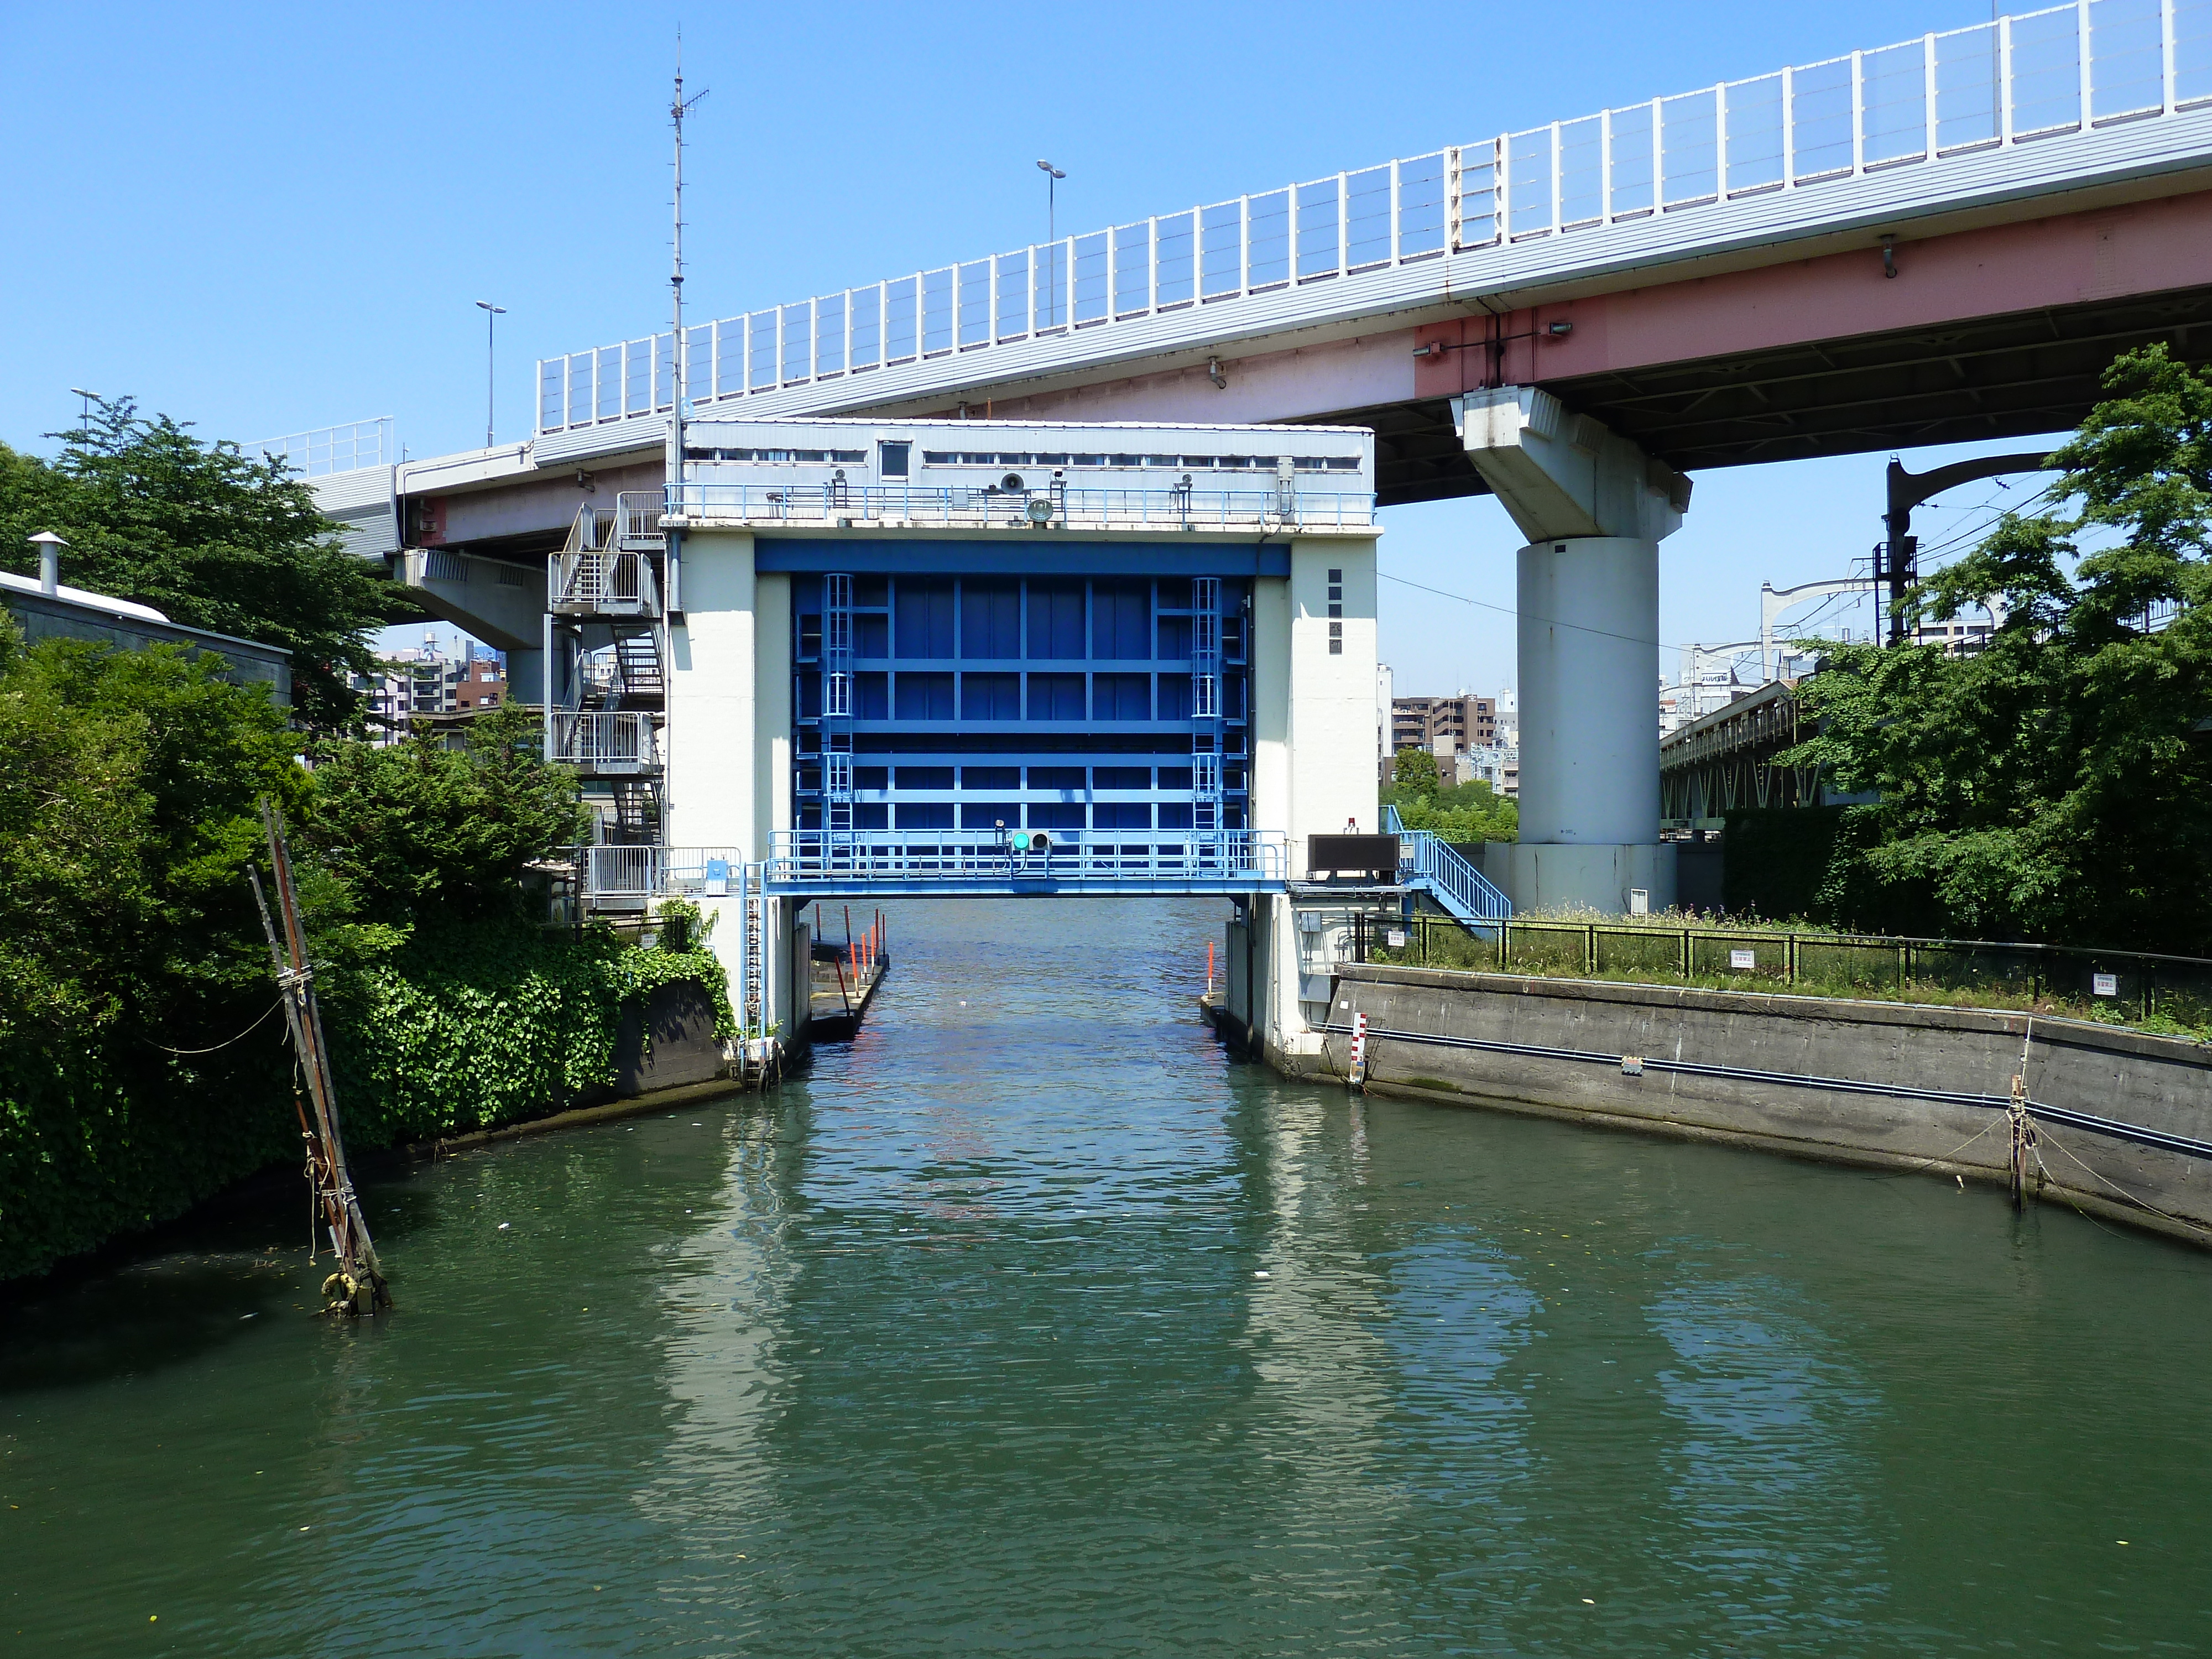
[549,711,661,772]
[574,844,744,900]
[766,827,1287,884]
[550,549,661,614]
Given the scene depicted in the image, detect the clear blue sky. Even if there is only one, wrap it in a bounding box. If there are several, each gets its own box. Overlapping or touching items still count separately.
[1,0,2056,690]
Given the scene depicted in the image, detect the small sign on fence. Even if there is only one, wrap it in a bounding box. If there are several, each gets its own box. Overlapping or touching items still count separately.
[705,858,730,897]
[2093,972,2119,998]
[1385,929,1406,948]
[1729,948,1757,971]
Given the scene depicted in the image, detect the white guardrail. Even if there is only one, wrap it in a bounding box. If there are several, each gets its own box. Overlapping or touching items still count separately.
[551,548,661,612]
[539,1,2212,435]
[628,483,1373,536]
[575,846,744,901]
[549,711,662,773]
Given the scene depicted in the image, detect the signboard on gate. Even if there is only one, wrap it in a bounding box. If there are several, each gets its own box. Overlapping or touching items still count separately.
[2093,972,2119,998]
[705,858,730,897]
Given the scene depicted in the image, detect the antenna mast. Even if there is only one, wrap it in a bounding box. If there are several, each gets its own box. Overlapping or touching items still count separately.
[667,40,708,488]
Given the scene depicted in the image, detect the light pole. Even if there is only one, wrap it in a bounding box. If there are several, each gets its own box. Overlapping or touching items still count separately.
[1036,160,1065,327]
[475,301,506,448]
[69,387,98,431]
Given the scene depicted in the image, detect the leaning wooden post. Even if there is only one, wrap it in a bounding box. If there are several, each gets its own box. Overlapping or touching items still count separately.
[250,797,389,1317]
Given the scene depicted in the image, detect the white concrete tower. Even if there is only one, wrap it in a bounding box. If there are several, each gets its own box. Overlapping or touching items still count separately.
[1457,387,1689,914]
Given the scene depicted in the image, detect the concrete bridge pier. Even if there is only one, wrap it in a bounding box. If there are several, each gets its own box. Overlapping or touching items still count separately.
[1457,388,1688,915]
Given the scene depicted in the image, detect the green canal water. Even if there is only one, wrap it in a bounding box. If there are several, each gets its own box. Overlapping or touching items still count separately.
[7,898,2212,1656]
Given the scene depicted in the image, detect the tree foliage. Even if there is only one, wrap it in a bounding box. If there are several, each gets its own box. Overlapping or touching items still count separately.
[1384,745,1519,843]
[1788,344,2212,951]
[0,618,305,1050]
[0,397,406,732]
[304,704,590,926]
[0,626,714,1280]
[0,619,308,1279]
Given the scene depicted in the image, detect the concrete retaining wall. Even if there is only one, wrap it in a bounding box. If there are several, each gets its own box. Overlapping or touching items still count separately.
[614,982,729,1096]
[1321,964,2212,1246]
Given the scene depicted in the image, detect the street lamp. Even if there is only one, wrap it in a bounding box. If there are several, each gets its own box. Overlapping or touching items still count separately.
[476,301,507,448]
[69,387,98,430]
[1036,160,1066,327]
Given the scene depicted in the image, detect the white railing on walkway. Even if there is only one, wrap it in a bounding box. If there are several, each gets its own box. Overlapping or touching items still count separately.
[768,828,1287,885]
[632,482,1371,534]
[539,2,2212,435]
[550,711,661,773]
[575,844,744,901]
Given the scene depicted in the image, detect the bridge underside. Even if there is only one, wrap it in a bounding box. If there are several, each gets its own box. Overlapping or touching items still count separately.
[1321,282,2212,507]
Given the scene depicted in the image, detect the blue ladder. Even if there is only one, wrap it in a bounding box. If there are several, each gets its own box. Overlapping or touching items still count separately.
[1382,805,1512,926]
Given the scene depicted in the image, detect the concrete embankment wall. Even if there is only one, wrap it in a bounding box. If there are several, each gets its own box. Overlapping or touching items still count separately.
[614,982,731,1097]
[1318,964,2212,1246]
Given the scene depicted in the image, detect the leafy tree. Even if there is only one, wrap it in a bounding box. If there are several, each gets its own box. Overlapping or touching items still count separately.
[0,397,408,732]
[1390,745,1441,797]
[1384,745,1518,842]
[0,618,311,1279]
[304,703,589,926]
[0,618,305,1048]
[1788,343,2212,952]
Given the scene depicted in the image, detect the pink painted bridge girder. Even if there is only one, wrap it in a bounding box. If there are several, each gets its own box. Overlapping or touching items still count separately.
[1412,189,2212,401]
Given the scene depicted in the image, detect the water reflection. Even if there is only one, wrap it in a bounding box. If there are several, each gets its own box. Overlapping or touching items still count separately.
[5,899,2212,1658]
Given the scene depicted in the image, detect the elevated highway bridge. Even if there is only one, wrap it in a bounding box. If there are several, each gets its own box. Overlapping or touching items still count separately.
[311,2,2212,577]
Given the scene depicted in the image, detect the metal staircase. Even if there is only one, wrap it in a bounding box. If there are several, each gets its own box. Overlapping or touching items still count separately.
[1383,805,1512,925]
[549,504,668,849]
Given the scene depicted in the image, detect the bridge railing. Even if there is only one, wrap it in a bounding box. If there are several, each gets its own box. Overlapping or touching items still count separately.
[766,828,1287,887]
[242,417,393,476]
[636,482,1372,534]
[538,1,2212,436]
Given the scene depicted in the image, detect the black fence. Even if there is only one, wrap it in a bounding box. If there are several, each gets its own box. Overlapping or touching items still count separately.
[1354,913,2212,1031]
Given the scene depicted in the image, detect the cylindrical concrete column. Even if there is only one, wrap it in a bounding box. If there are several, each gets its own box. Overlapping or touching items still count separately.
[1517,536,1660,846]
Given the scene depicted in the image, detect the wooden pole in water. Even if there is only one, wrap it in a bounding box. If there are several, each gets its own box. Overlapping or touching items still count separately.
[249,798,389,1316]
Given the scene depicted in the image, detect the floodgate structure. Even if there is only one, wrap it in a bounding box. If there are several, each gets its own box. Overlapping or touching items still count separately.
[270,1,2212,1070]
[541,416,1441,1071]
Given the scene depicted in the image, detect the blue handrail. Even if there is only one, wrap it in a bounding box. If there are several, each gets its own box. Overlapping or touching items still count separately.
[1382,806,1512,922]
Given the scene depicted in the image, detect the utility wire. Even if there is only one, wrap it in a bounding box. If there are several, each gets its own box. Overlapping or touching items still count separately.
[141,997,285,1056]
[1381,474,2068,660]
[1378,568,1674,650]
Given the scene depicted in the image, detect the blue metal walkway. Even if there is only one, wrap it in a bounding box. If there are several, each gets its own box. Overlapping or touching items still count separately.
[763,828,1286,897]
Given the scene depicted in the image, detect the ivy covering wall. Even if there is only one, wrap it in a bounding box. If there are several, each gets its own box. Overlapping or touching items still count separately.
[328,921,732,1146]
[0,921,732,1285]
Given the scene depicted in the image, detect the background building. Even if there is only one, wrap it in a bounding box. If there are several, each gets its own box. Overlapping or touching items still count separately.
[1387,689,1516,796]
[1391,693,1496,759]
[354,633,508,742]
